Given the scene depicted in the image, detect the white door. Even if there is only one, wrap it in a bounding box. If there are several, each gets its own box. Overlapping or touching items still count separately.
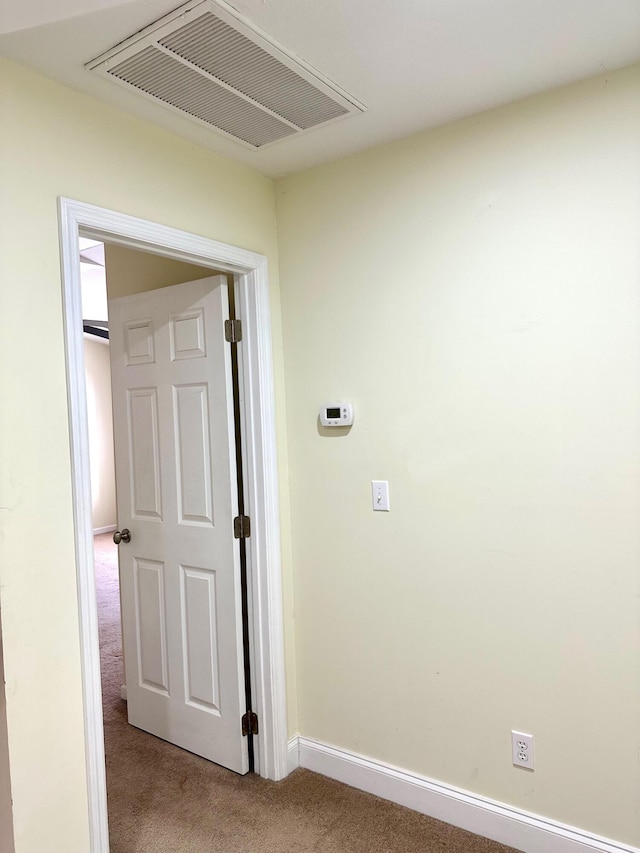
[108,275,248,774]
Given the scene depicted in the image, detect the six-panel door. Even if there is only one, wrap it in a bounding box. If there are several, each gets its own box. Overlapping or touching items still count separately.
[108,275,248,774]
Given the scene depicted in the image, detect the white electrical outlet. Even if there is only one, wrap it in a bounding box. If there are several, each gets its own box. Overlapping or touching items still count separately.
[511,730,534,770]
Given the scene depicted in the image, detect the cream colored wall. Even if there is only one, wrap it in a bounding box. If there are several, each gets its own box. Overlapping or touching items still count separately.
[0,610,15,853]
[276,64,640,846]
[104,243,218,298]
[0,58,295,853]
[84,337,117,532]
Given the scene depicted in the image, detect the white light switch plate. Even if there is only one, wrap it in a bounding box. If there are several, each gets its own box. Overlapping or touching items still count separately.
[372,480,390,511]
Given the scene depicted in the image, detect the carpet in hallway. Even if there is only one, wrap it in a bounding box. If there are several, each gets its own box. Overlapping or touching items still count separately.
[94,533,520,853]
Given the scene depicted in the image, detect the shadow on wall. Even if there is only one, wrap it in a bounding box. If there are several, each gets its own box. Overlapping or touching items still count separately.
[0,607,15,853]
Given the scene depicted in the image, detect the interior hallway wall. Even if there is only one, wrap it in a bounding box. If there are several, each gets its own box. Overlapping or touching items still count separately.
[84,336,117,532]
[103,243,221,298]
[275,62,640,847]
[0,58,295,853]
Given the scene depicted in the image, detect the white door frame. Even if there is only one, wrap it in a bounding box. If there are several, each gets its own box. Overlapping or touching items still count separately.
[58,197,289,853]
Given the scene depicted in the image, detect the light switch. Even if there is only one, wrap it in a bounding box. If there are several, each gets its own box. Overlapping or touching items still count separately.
[371,480,390,511]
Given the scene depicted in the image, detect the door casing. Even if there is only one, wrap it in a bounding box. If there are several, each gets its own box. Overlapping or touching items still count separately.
[58,197,288,853]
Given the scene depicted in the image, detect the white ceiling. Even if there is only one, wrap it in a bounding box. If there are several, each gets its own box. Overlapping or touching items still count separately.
[2,0,640,178]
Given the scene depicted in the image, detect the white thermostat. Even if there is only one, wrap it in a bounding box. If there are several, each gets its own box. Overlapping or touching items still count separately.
[320,402,354,427]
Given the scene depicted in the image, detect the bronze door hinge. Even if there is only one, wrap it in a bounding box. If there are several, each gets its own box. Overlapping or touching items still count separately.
[225,318,242,343]
[234,515,251,539]
[242,711,259,736]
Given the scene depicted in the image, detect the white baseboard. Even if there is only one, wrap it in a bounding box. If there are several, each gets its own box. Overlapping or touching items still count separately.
[287,737,299,775]
[93,525,116,535]
[292,735,637,853]
[119,685,127,701]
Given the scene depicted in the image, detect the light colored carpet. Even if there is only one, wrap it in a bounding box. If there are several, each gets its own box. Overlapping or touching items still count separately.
[95,533,520,853]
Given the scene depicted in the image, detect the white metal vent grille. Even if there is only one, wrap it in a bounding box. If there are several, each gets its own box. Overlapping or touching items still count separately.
[159,13,347,129]
[109,46,295,147]
[88,0,364,149]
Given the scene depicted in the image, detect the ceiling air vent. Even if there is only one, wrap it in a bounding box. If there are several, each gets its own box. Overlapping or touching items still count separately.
[87,0,365,149]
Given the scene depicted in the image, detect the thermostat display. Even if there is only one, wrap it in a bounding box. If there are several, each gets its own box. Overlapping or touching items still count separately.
[320,402,354,427]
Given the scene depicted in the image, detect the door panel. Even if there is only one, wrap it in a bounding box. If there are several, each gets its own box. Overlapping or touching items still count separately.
[127,388,162,519]
[124,319,155,365]
[134,557,169,693]
[181,564,220,711]
[173,383,214,525]
[109,275,247,774]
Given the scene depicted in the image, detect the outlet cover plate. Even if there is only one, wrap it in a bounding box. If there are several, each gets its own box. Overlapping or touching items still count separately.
[512,730,534,770]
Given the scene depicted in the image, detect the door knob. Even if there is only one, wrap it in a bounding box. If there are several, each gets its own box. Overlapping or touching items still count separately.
[113,529,131,545]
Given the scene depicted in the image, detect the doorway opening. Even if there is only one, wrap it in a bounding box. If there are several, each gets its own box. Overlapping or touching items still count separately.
[84,236,259,753]
[60,198,288,853]
[83,238,259,754]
